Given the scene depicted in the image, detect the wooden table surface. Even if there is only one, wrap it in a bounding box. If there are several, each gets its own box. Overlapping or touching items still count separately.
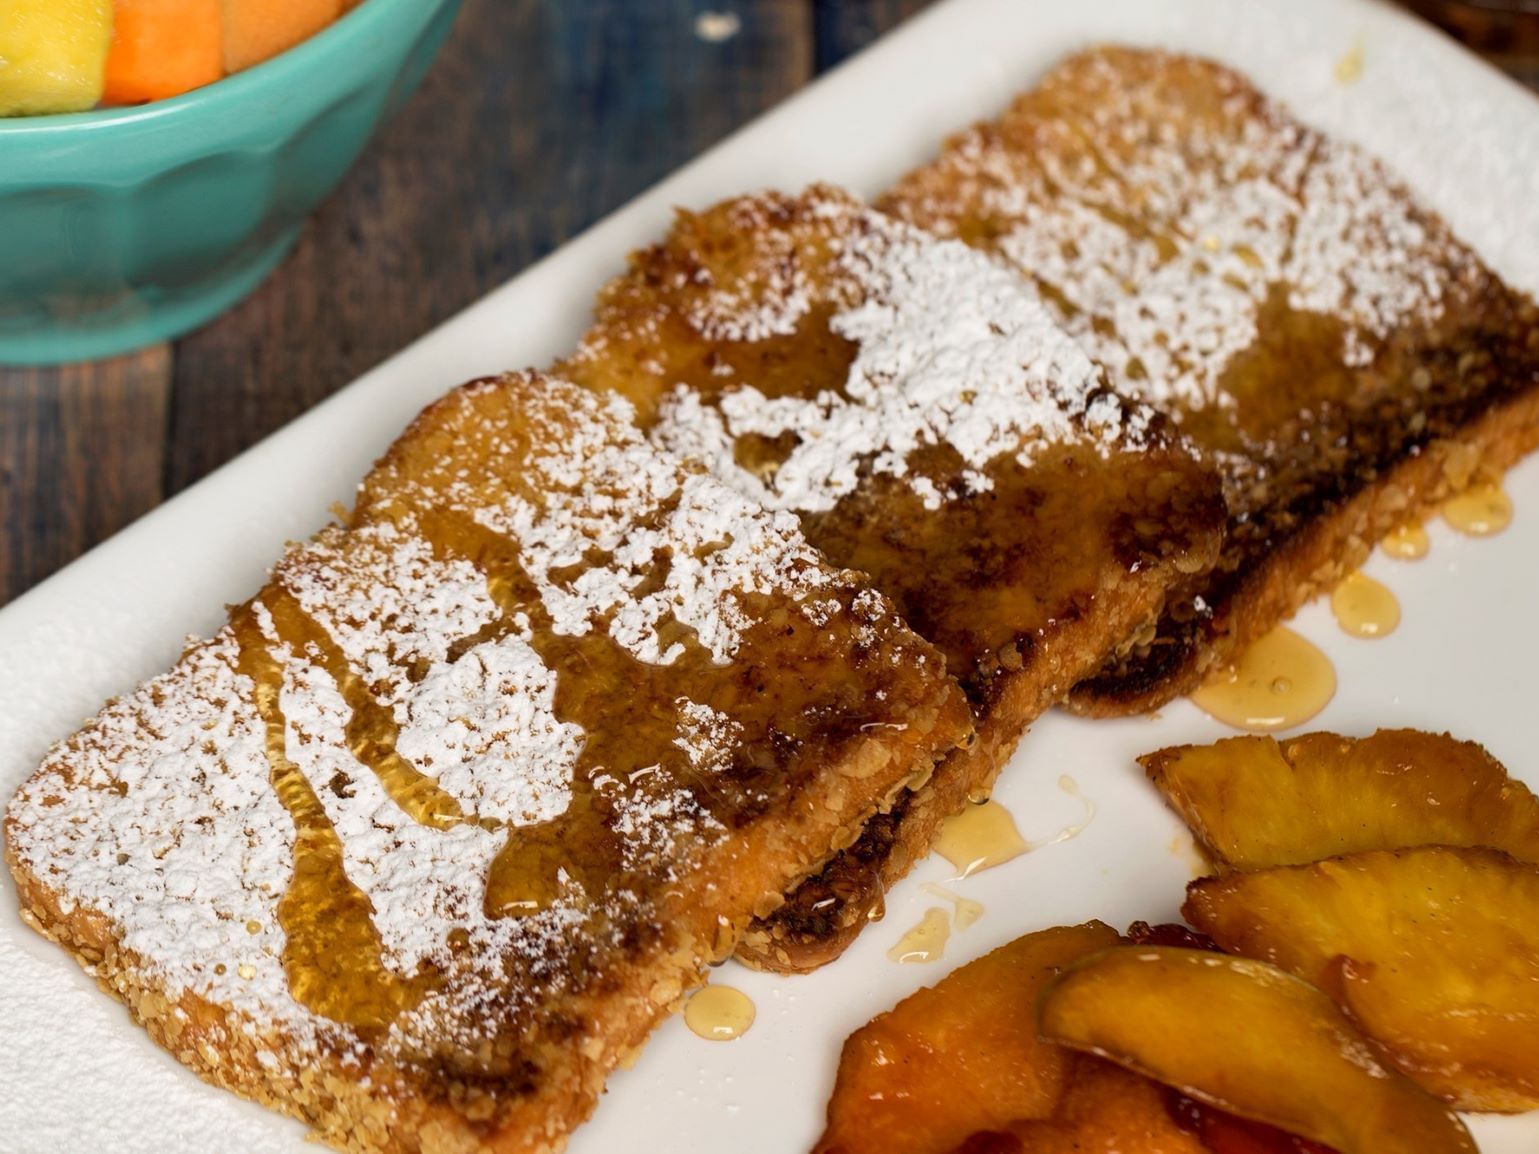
[0,0,1531,609]
[0,0,933,608]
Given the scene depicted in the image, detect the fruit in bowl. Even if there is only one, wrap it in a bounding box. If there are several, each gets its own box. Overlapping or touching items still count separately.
[0,0,113,115]
[0,0,461,364]
[0,0,365,116]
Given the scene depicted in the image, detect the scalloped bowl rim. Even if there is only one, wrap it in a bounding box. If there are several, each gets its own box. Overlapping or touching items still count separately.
[0,0,446,137]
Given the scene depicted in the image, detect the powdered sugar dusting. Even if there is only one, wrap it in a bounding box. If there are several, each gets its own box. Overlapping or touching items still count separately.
[888,48,1467,422]
[643,189,1154,515]
[286,522,500,723]
[478,469,825,664]
[396,638,581,825]
[4,372,931,1072]
[673,700,742,773]
[275,643,510,977]
[1286,142,1451,366]
[4,633,313,1039]
[402,384,839,663]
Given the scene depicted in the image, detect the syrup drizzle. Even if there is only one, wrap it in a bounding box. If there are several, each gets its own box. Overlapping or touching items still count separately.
[919,882,983,930]
[1035,775,1096,848]
[1381,522,1430,560]
[232,603,439,1029]
[227,508,750,1023]
[1190,626,1336,732]
[684,984,756,1041]
[262,586,467,829]
[416,507,705,917]
[887,907,950,964]
[1330,571,1400,639]
[1443,482,1513,537]
[415,506,872,921]
[932,799,1028,878]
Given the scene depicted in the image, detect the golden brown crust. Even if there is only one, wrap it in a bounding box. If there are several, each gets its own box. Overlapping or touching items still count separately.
[562,186,1224,972]
[735,560,1203,972]
[882,45,1539,715]
[4,371,968,1154]
[1069,385,1539,713]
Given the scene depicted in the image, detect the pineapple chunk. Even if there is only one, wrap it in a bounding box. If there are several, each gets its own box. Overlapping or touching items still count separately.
[814,921,1119,1154]
[992,1057,1208,1154]
[1141,730,1539,869]
[1185,845,1539,1112]
[0,0,112,116]
[1037,946,1474,1154]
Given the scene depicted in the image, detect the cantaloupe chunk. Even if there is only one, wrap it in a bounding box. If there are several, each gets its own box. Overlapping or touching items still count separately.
[0,0,113,116]
[103,0,222,105]
[219,0,343,74]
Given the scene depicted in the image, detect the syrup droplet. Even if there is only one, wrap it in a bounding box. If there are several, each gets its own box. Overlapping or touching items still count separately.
[887,907,950,964]
[932,799,1028,878]
[1190,626,1336,732]
[1443,483,1513,537]
[919,883,984,930]
[1169,836,1209,876]
[1330,571,1400,639]
[1031,774,1096,848]
[683,984,756,1041]
[1334,38,1365,85]
[1381,521,1430,560]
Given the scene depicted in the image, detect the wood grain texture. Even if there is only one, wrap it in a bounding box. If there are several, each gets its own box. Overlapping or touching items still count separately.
[813,0,934,71]
[0,347,171,605]
[164,0,816,494]
[0,0,933,608]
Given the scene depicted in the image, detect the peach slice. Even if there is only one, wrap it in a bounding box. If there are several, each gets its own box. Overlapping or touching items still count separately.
[1186,845,1539,1111]
[1141,730,1539,869]
[1037,946,1474,1154]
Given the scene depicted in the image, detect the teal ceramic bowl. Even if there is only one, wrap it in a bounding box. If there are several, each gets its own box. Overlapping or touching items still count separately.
[0,0,462,365]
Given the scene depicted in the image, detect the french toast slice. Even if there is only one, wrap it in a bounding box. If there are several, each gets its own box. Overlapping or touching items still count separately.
[882,46,1539,713]
[3,371,969,1154]
[560,186,1225,971]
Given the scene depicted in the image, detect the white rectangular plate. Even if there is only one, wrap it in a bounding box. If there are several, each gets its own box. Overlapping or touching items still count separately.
[4,0,1538,1149]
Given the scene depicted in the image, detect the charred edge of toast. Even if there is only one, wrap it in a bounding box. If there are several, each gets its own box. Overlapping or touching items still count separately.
[1070,290,1539,715]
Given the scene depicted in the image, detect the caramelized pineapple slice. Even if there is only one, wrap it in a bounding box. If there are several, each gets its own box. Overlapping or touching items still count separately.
[1037,947,1475,1154]
[814,921,1120,1154]
[1141,730,1539,869]
[986,1057,1209,1154]
[1170,1096,1337,1154]
[1185,845,1539,1112]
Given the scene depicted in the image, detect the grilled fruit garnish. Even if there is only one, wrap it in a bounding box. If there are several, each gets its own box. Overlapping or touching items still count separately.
[1141,730,1539,869]
[1037,947,1475,1154]
[1185,845,1539,1111]
[1168,1095,1337,1154]
[814,921,1120,1154]
[948,1058,1207,1154]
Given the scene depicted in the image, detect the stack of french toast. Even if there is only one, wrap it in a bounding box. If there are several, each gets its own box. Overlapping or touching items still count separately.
[6,47,1539,1154]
